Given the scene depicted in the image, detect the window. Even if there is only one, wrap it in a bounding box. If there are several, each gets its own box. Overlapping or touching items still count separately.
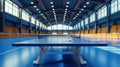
[118,0,120,10]
[36,20,39,26]
[81,20,84,26]
[12,3,19,17]
[31,17,35,24]
[39,22,42,28]
[78,23,80,29]
[22,10,29,21]
[85,17,88,25]
[47,24,73,30]
[97,5,107,19]
[111,0,118,14]
[5,0,13,15]
[81,20,84,29]
[5,0,19,17]
[74,24,78,30]
[90,13,95,23]
[42,24,47,29]
[43,24,45,29]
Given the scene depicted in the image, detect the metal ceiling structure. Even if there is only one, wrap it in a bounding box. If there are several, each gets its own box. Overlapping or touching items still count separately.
[11,0,107,26]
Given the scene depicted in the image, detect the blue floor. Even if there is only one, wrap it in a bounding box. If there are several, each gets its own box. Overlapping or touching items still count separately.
[1,36,120,67]
[0,47,93,67]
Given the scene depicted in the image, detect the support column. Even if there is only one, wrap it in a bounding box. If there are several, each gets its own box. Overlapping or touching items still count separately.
[95,11,98,33]
[80,20,81,34]
[106,2,111,33]
[39,21,41,34]
[83,20,85,34]
[19,9,23,33]
[78,20,81,33]
[0,0,5,32]
[88,17,90,33]
[29,15,32,33]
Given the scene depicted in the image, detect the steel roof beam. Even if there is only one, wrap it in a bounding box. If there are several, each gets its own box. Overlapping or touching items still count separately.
[90,0,104,4]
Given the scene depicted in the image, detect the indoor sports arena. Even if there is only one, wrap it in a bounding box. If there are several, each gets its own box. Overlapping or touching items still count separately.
[0,0,120,67]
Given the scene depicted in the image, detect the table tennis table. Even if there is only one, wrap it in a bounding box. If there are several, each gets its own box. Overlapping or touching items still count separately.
[12,35,107,65]
[13,35,107,46]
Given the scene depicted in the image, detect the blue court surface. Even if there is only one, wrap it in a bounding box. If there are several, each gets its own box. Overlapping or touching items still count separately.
[0,36,120,67]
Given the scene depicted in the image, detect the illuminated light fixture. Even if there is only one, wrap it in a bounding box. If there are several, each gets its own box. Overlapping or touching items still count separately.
[65,11,67,13]
[65,8,67,10]
[66,5,69,7]
[77,13,79,15]
[41,13,43,16]
[50,2,53,4]
[39,11,41,13]
[34,6,37,8]
[86,2,90,4]
[51,5,54,7]
[52,9,55,10]
[83,6,86,8]
[36,8,39,11]
[67,2,70,4]
[81,9,84,11]
[30,2,34,4]
[79,11,81,13]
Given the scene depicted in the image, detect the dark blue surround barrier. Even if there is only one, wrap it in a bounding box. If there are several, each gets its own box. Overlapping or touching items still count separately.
[80,46,120,67]
[0,36,40,67]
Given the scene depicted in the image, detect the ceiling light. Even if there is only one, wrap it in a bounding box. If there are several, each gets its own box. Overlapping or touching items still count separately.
[39,11,41,13]
[34,6,37,8]
[65,8,67,10]
[50,2,53,4]
[51,5,54,7]
[83,6,86,8]
[66,5,69,8]
[36,8,39,11]
[67,2,70,4]
[30,2,34,4]
[79,11,81,13]
[65,11,67,13]
[81,9,84,11]
[86,2,90,4]
[53,8,55,10]
[77,14,79,15]
[41,13,43,16]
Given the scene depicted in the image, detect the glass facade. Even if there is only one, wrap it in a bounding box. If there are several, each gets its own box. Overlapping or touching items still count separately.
[31,17,36,24]
[97,5,107,19]
[5,0,19,17]
[90,13,95,23]
[22,10,29,21]
[85,17,88,25]
[4,0,47,29]
[111,0,120,14]
[36,20,39,26]
[47,24,73,30]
